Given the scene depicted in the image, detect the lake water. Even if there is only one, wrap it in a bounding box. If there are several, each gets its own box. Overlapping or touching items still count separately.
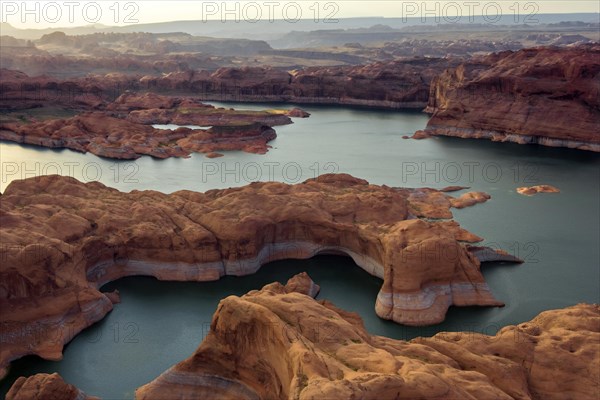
[1,103,599,399]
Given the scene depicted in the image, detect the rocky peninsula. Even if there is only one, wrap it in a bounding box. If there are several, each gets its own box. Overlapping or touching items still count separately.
[0,91,305,159]
[137,275,599,400]
[0,174,519,377]
[7,274,599,399]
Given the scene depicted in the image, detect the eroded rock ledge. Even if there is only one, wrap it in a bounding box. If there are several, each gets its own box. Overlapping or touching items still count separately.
[6,373,98,400]
[137,275,600,400]
[0,174,518,376]
[418,45,600,151]
[0,92,304,159]
[0,58,456,111]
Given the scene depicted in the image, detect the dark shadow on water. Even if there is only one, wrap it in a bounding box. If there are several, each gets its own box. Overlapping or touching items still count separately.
[434,136,600,164]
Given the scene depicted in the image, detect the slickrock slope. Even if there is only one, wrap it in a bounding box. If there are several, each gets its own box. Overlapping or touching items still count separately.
[0,174,518,375]
[0,112,278,159]
[6,373,99,400]
[420,45,600,151]
[137,276,600,400]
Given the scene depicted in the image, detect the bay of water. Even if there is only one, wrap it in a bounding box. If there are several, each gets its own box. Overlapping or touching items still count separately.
[1,103,599,399]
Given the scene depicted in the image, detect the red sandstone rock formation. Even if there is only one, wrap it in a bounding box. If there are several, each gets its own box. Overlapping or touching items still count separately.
[1,56,455,111]
[0,174,517,376]
[517,185,560,196]
[0,112,184,159]
[108,92,293,126]
[6,373,98,400]
[421,45,600,151]
[137,276,600,400]
[167,58,455,108]
[0,112,278,158]
[0,79,305,159]
[286,108,311,118]
[111,58,455,109]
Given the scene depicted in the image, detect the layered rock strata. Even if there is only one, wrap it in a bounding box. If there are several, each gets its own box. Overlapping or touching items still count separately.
[0,112,278,159]
[106,92,294,127]
[1,57,456,111]
[6,373,99,400]
[137,276,600,400]
[419,45,600,151]
[0,174,518,376]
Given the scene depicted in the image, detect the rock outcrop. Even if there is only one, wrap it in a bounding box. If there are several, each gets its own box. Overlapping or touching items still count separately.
[0,112,278,159]
[0,87,303,159]
[107,92,294,127]
[142,58,456,109]
[6,373,99,400]
[420,45,600,151]
[1,57,456,111]
[0,174,518,375]
[137,276,600,400]
[517,185,561,196]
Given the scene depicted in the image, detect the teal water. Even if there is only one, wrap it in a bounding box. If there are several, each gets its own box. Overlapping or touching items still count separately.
[1,103,599,399]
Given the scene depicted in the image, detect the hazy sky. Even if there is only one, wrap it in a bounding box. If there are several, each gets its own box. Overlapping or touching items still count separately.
[2,1,599,29]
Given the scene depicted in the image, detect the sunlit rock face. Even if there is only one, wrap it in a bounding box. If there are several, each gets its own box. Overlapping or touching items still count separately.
[137,275,600,400]
[6,373,99,400]
[0,173,515,375]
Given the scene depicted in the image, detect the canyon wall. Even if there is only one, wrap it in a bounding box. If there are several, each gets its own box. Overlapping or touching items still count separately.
[419,45,600,151]
[138,275,600,400]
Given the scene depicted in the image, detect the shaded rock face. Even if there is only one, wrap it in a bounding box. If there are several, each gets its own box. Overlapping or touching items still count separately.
[148,58,457,108]
[422,45,600,151]
[137,276,600,400]
[0,174,515,374]
[1,57,456,110]
[6,373,98,400]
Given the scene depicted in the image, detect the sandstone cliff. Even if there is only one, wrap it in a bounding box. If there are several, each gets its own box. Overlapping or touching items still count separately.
[1,57,456,111]
[141,58,456,108]
[137,275,600,400]
[0,174,518,376]
[6,373,99,400]
[419,45,600,151]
